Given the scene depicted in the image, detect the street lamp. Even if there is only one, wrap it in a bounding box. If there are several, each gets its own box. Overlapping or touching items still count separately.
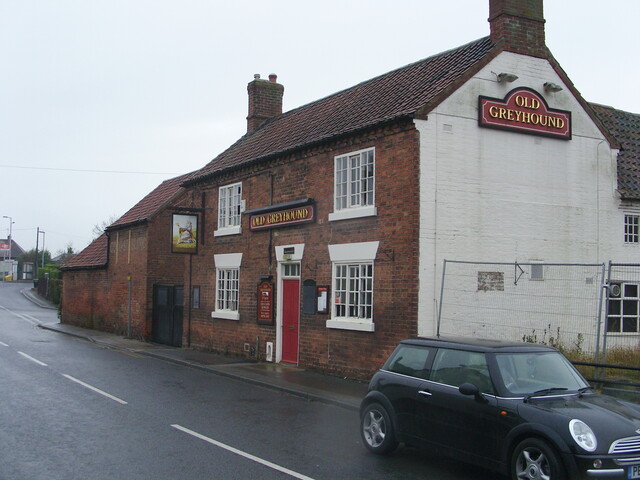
[39,230,46,268]
[2,215,13,260]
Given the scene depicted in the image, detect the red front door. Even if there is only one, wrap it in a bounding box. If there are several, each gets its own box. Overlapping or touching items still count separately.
[282,279,300,364]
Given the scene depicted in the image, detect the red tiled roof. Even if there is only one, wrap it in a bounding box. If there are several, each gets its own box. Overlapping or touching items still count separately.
[590,104,640,200]
[185,37,497,184]
[109,173,190,229]
[61,233,108,270]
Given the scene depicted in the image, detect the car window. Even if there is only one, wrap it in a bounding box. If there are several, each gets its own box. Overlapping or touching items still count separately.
[495,351,588,395]
[430,348,494,394]
[385,345,433,379]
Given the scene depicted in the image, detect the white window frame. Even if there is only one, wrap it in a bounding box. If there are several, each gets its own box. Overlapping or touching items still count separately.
[624,214,639,244]
[607,282,639,334]
[215,182,242,236]
[326,242,379,332]
[212,253,242,320]
[329,147,377,222]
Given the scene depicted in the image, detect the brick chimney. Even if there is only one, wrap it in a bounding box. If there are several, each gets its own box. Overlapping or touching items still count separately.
[247,73,284,133]
[489,0,547,58]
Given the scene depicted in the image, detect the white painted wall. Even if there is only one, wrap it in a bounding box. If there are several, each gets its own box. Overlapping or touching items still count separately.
[417,51,636,337]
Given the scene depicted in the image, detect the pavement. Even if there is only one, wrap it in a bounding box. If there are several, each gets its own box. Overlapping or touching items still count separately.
[20,288,368,411]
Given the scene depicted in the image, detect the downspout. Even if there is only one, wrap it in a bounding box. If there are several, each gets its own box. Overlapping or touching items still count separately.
[127,273,132,338]
[187,253,192,347]
[268,173,274,272]
[433,112,440,333]
[595,139,605,262]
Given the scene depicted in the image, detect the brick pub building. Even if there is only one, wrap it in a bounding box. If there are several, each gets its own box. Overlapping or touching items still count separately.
[62,0,640,378]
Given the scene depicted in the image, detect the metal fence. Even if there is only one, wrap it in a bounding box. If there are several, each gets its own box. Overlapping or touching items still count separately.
[437,261,607,358]
[437,260,639,400]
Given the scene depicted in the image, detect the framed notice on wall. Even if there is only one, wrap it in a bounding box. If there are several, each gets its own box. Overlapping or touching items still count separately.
[257,281,274,325]
[172,214,198,254]
[317,286,329,314]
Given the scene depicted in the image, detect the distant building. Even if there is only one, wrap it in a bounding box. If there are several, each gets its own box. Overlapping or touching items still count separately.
[62,0,640,378]
[1,239,25,280]
[1,238,25,261]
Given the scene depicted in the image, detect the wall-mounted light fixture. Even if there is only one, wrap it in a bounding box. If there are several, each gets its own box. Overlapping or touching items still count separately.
[544,82,563,93]
[496,72,519,83]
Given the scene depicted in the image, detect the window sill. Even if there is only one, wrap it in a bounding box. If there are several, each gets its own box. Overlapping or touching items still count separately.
[214,226,241,237]
[328,206,377,222]
[211,311,239,321]
[326,319,375,332]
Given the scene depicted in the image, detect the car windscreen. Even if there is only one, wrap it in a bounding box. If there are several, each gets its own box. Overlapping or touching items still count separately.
[494,351,588,396]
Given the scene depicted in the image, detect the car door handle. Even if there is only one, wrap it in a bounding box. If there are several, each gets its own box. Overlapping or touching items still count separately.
[418,390,432,397]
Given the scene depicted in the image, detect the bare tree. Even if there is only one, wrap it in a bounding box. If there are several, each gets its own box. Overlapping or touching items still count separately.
[92,215,119,239]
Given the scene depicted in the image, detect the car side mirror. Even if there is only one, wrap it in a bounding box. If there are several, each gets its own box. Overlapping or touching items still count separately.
[459,382,487,402]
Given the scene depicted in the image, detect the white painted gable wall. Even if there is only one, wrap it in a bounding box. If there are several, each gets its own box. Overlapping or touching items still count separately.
[416,51,635,337]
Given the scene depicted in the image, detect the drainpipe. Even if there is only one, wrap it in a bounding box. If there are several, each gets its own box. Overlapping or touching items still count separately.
[127,273,132,338]
[268,173,274,271]
[188,254,192,347]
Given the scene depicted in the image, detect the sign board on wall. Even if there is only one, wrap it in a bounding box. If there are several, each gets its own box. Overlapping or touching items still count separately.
[249,204,315,231]
[172,214,198,254]
[479,87,571,140]
[257,281,274,325]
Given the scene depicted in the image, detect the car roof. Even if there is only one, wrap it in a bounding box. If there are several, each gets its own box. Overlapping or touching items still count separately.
[399,336,558,353]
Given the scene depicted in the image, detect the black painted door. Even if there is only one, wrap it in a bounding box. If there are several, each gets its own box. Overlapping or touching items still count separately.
[152,285,183,347]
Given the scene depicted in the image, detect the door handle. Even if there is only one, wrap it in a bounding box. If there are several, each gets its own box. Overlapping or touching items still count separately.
[418,390,432,397]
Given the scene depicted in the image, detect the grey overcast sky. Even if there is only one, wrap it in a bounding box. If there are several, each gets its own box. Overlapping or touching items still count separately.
[1,1,639,255]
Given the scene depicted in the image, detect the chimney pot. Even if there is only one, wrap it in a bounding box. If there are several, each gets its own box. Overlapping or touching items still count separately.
[489,0,546,58]
[247,73,284,133]
[254,73,261,79]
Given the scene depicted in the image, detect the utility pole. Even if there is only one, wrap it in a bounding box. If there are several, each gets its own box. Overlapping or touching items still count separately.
[34,227,39,282]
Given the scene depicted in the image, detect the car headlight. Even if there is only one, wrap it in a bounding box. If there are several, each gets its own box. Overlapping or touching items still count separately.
[569,419,597,452]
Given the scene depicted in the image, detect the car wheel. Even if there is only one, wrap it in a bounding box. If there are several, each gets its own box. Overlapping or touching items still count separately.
[511,438,566,480]
[360,403,399,455]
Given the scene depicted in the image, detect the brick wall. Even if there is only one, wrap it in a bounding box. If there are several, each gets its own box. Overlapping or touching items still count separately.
[61,119,421,378]
[99,226,149,338]
[61,269,109,329]
[147,206,193,343]
[186,119,421,378]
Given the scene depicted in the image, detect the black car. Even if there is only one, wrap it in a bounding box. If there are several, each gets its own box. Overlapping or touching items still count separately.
[360,337,640,480]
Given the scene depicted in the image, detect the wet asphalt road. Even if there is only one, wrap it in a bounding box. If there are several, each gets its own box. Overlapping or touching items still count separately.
[0,282,501,479]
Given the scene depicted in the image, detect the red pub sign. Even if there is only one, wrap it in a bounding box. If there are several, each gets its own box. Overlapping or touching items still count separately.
[479,87,571,140]
[250,204,314,231]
